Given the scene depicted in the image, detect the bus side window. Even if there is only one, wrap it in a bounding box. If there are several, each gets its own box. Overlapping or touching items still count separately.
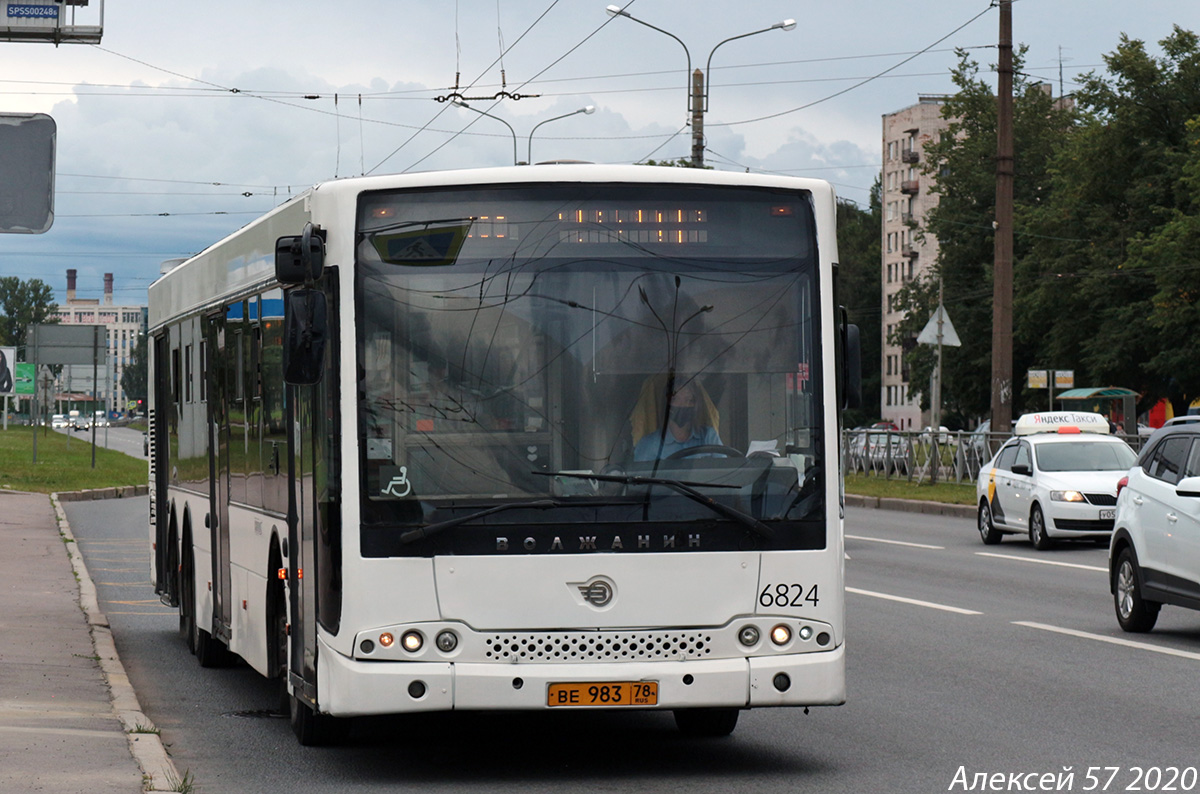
[261,291,288,515]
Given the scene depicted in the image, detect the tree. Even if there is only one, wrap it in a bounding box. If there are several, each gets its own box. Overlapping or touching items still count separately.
[1021,26,1200,415]
[891,48,1075,420]
[640,157,712,169]
[1122,116,1200,411]
[838,180,883,427]
[0,276,58,351]
[121,332,148,407]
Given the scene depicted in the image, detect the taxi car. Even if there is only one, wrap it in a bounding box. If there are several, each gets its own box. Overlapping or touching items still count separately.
[976,412,1137,549]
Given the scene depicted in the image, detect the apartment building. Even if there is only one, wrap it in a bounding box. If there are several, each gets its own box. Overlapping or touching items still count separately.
[54,269,147,414]
[880,95,950,430]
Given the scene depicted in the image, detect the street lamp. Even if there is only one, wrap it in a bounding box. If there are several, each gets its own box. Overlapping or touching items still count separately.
[450,97,519,166]
[605,5,692,109]
[604,5,795,167]
[703,20,796,112]
[527,105,595,164]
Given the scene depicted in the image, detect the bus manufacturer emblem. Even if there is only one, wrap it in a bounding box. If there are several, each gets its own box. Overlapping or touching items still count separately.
[571,576,615,608]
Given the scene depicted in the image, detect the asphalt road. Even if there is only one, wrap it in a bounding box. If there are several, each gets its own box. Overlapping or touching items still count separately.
[63,498,1200,794]
[53,422,148,459]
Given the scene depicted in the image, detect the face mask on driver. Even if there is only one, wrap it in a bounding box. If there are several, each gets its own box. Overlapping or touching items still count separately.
[669,405,695,427]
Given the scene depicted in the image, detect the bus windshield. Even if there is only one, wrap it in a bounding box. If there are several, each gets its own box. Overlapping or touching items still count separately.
[355,182,824,555]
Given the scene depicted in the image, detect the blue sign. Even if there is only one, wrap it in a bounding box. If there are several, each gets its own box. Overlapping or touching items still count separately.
[7,5,60,19]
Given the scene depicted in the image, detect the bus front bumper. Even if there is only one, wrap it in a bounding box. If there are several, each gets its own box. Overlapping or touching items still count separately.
[317,637,845,717]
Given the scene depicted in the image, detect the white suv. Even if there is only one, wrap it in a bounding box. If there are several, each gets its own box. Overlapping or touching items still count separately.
[1109,420,1200,632]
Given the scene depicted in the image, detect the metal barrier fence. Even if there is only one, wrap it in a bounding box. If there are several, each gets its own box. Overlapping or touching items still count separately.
[842,428,1147,485]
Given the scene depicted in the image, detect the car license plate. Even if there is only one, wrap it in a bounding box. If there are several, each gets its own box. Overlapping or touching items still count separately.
[547,681,658,707]
[1100,509,1116,520]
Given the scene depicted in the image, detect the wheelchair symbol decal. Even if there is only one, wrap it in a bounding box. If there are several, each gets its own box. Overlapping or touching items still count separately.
[380,466,412,498]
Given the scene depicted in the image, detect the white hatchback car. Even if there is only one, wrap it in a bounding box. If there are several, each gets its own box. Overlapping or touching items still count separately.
[1109,418,1200,632]
[976,412,1137,549]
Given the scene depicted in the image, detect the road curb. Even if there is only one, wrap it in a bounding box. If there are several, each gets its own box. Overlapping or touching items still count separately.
[846,492,975,519]
[56,484,150,502]
[51,493,182,794]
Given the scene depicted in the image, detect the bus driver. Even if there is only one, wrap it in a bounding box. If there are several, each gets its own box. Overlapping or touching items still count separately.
[632,378,723,461]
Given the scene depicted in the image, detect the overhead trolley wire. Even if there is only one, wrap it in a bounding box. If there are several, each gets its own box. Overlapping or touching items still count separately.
[709,2,996,130]
[373,0,568,174]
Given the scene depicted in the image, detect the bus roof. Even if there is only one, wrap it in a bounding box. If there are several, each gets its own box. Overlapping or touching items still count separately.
[147,164,837,331]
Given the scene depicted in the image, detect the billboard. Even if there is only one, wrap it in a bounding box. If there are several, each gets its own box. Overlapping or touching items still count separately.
[0,346,13,396]
[0,113,55,234]
[1,0,102,44]
[14,362,34,395]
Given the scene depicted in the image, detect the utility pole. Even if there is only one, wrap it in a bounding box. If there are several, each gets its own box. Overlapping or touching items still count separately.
[690,69,705,167]
[990,0,1014,434]
[933,278,945,432]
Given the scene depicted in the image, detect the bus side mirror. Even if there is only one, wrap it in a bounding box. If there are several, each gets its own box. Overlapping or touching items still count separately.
[843,322,862,410]
[283,289,328,385]
[275,222,325,285]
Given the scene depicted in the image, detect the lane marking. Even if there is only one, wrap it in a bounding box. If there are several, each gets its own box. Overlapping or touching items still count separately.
[847,586,982,615]
[976,552,1106,573]
[847,534,944,550]
[1014,621,1200,662]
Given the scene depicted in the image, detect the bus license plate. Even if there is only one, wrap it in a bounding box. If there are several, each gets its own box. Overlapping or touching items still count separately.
[547,681,658,707]
[1100,509,1116,520]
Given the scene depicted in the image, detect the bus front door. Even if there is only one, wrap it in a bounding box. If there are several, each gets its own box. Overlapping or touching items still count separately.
[205,313,233,643]
[287,383,319,706]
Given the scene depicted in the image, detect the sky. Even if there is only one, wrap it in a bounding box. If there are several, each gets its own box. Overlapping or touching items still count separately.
[0,0,1195,308]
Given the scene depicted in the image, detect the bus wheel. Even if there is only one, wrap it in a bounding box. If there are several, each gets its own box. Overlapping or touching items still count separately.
[179,542,197,655]
[268,575,289,714]
[673,708,739,737]
[194,623,227,668]
[184,545,228,668]
[289,692,348,747]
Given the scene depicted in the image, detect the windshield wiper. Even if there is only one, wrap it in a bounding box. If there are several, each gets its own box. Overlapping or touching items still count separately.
[399,499,561,545]
[537,471,774,540]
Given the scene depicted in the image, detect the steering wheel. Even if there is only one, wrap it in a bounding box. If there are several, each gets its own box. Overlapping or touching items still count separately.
[666,444,744,459]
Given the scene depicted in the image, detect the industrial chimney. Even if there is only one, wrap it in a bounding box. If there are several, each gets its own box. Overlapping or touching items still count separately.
[67,269,77,302]
[104,273,113,305]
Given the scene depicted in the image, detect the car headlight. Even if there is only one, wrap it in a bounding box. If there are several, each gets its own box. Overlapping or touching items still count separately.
[1050,490,1085,502]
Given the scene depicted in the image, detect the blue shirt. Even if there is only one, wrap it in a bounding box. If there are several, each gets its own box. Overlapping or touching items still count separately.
[633,425,722,461]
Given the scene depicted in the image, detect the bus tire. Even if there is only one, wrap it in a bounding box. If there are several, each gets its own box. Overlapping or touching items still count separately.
[179,535,197,655]
[194,623,228,669]
[182,540,229,668]
[289,692,348,747]
[673,708,739,737]
[267,553,289,714]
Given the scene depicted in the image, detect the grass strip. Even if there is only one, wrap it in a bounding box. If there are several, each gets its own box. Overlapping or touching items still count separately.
[0,426,147,494]
[844,472,976,506]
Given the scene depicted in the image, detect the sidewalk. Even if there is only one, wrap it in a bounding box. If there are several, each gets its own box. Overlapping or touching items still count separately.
[0,490,177,793]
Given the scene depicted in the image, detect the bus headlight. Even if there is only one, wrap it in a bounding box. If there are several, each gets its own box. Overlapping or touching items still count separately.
[435,630,459,652]
[770,624,792,646]
[401,630,424,652]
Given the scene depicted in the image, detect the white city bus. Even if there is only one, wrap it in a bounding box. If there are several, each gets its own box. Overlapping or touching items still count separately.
[148,164,858,745]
